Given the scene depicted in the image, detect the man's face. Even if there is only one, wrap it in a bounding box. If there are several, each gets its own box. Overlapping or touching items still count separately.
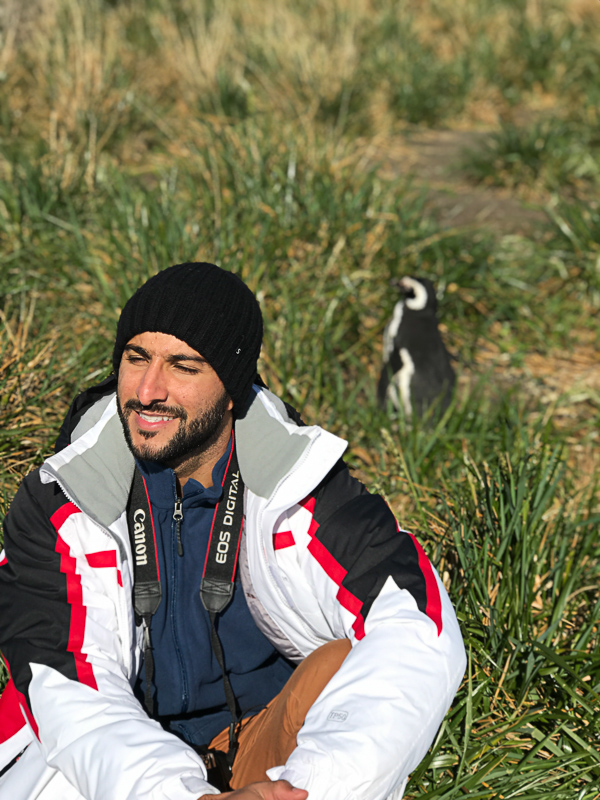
[117,331,233,466]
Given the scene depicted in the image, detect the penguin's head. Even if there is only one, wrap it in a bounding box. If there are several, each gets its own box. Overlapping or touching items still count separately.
[392,276,437,313]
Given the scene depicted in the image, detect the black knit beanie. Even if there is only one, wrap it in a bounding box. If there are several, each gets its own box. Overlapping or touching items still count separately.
[112,262,263,411]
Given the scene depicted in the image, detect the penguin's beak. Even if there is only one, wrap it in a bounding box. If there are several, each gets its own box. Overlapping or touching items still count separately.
[392,277,416,299]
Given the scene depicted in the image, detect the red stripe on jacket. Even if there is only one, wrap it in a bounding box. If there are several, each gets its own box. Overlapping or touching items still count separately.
[51,503,99,691]
[408,533,443,636]
[0,662,39,740]
[0,678,27,742]
[273,531,296,550]
[301,496,366,640]
[86,551,124,586]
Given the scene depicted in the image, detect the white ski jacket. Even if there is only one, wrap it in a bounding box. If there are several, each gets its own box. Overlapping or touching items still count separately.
[0,386,466,800]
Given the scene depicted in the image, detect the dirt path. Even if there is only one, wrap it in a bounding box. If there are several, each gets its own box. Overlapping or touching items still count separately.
[376,128,549,235]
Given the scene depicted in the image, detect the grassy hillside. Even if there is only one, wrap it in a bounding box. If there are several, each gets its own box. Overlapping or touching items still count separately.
[1,0,599,796]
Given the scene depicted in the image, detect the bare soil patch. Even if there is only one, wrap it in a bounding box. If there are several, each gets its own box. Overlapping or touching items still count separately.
[375,128,549,235]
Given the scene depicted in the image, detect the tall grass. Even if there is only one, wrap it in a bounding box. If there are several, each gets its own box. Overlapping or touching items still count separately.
[464,119,600,193]
[0,0,599,796]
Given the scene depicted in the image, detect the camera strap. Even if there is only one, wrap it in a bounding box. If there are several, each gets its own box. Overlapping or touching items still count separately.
[127,466,162,716]
[200,436,245,768]
[126,434,245,764]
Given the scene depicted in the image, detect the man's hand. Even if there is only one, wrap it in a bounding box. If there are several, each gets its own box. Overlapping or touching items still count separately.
[199,779,308,800]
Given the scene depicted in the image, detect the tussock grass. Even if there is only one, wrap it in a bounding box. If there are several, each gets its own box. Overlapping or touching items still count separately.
[0,0,598,796]
[464,119,600,194]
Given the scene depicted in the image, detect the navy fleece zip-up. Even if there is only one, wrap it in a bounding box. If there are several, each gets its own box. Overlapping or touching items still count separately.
[135,440,295,746]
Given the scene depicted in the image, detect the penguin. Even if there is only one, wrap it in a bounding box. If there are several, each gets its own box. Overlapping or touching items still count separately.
[377,276,456,419]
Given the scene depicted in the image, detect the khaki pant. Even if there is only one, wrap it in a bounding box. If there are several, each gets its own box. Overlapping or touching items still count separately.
[208,639,351,789]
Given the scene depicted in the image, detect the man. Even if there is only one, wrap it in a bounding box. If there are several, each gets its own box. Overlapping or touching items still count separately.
[0,263,466,800]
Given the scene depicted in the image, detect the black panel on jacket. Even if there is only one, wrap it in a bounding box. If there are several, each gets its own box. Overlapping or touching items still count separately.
[312,458,369,518]
[311,460,428,623]
[0,472,80,706]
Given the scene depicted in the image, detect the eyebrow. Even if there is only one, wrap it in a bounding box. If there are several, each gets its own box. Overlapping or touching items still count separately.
[124,344,208,365]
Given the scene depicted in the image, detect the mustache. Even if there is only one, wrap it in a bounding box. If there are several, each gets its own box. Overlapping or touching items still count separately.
[121,399,188,421]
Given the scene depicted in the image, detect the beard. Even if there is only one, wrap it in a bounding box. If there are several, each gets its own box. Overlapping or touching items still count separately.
[117,391,231,467]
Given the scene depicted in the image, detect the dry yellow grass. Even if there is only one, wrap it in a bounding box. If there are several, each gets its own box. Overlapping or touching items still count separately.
[0,0,595,189]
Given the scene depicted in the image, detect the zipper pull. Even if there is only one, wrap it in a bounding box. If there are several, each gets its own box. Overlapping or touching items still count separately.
[173,498,184,556]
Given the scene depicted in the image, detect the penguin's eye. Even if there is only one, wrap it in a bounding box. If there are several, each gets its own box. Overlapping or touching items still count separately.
[403,288,416,300]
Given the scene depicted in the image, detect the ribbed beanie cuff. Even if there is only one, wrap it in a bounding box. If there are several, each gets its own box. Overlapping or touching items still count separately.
[112,263,263,411]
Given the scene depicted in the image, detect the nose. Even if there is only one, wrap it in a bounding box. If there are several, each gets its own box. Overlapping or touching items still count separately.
[136,360,169,407]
